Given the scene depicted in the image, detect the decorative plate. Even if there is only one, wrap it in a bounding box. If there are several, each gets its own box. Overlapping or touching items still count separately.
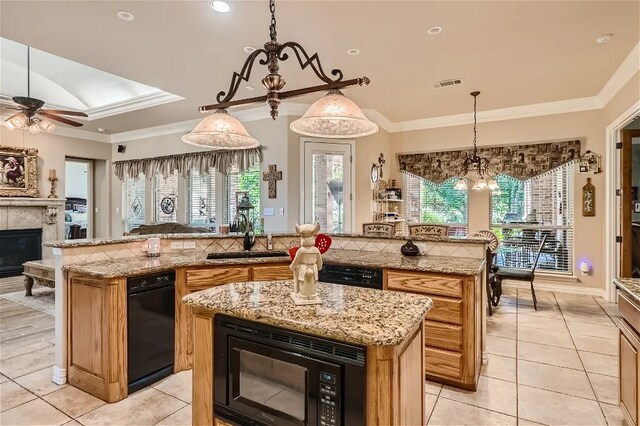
[160,197,176,215]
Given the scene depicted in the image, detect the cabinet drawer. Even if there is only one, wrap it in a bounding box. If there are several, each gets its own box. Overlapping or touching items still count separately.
[252,264,291,281]
[424,320,462,351]
[387,271,463,298]
[426,296,463,325]
[619,320,639,426]
[620,291,640,335]
[425,347,462,379]
[186,267,250,290]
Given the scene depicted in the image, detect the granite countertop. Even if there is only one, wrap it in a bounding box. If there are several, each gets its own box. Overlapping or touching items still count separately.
[323,249,485,276]
[182,280,432,346]
[614,278,640,305]
[63,252,292,278]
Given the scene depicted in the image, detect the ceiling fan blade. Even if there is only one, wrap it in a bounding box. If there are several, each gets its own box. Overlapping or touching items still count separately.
[40,109,88,118]
[40,111,83,127]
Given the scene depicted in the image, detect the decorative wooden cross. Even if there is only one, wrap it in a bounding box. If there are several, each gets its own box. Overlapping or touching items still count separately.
[262,164,283,199]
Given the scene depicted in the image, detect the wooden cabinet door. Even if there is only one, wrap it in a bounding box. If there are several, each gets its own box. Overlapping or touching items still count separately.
[185,267,250,290]
[620,321,640,426]
[252,264,292,281]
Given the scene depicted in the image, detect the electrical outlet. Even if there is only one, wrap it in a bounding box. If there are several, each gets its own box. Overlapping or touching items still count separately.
[279,208,285,215]
[170,241,184,250]
[115,207,119,214]
[183,241,196,249]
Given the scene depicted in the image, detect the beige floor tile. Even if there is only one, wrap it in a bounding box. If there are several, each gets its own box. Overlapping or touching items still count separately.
[14,367,67,397]
[562,310,616,327]
[573,334,618,356]
[487,312,517,326]
[43,385,105,418]
[428,397,517,425]
[518,326,574,349]
[560,302,609,315]
[518,341,583,370]
[63,421,82,426]
[425,393,438,423]
[0,373,8,383]
[517,305,563,319]
[518,290,558,309]
[487,321,517,339]
[76,388,186,426]
[440,376,517,416]
[486,335,516,358]
[0,398,70,425]
[0,381,37,412]
[492,303,518,314]
[0,346,55,379]
[153,370,192,403]
[517,315,568,332]
[517,420,546,425]
[580,351,618,377]
[518,359,595,399]
[600,402,630,426]
[518,385,606,425]
[425,380,443,396]
[588,372,619,405]
[155,406,192,426]
[0,340,53,361]
[480,353,516,383]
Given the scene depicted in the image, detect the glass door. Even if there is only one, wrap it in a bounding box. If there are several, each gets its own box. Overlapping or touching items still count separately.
[302,141,353,233]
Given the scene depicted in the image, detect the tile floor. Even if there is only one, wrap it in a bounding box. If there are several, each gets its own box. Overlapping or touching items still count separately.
[0,276,629,425]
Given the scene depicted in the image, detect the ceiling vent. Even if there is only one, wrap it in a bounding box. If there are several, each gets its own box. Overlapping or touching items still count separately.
[433,79,463,89]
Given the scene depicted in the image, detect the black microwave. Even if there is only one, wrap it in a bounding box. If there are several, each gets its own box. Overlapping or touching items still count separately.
[214,315,366,426]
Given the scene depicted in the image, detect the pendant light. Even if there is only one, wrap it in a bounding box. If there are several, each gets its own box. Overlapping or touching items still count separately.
[289,90,379,138]
[181,109,259,150]
[454,91,499,191]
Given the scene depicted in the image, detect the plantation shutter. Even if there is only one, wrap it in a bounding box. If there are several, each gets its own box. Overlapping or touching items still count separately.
[122,174,145,232]
[187,168,216,229]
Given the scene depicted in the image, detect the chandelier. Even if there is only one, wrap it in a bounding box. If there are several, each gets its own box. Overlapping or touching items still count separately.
[454,91,499,191]
[182,0,378,149]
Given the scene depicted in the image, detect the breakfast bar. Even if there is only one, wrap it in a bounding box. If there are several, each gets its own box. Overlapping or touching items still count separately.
[182,280,433,426]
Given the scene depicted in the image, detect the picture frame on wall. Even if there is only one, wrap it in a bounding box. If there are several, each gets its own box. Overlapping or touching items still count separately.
[0,145,39,197]
[582,178,595,217]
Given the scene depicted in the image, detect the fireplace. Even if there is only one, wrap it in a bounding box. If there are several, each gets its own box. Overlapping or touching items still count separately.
[0,229,42,277]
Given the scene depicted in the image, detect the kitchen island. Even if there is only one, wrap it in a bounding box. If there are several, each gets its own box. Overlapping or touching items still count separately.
[182,280,433,426]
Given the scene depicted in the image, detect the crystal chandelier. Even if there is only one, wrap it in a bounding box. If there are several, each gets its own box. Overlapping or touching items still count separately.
[182,0,378,149]
[454,91,499,191]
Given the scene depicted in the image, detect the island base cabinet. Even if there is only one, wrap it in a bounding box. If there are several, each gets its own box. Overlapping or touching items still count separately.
[619,291,640,426]
[67,273,127,403]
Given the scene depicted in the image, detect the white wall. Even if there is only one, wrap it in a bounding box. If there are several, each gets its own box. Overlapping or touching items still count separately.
[64,160,88,199]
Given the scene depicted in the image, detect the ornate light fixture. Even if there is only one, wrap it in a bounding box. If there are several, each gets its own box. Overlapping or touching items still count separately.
[454,91,499,191]
[182,0,378,149]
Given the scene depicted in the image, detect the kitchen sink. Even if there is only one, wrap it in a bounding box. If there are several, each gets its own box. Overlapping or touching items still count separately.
[206,250,289,260]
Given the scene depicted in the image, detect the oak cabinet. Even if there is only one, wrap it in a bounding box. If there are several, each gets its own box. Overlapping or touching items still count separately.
[619,291,640,426]
[252,264,292,281]
[386,269,482,390]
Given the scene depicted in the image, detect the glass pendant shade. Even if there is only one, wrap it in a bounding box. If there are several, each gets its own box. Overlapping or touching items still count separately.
[290,90,379,139]
[8,112,27,129]
[181,109,260,150]
[39,118,56,132]
[3,118,17,130]
[28,122,41,134]
[454,178,468,191]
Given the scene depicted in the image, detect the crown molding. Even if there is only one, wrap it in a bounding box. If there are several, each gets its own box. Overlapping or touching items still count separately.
[597,41,640,107]
[51,125,111,143]
[85,91,185,121]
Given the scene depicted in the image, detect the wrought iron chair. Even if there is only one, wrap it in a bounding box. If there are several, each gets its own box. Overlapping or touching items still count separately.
[494,235,547,310]
[362,222,396,238]
[469,230,500,316]
[408,223,450,237]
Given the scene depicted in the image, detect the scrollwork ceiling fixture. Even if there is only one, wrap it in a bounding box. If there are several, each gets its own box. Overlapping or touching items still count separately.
[454,91,499,192]
[182,0,378,150]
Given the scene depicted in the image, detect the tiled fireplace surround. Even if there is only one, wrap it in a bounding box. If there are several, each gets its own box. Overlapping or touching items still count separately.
[48,233,487,386]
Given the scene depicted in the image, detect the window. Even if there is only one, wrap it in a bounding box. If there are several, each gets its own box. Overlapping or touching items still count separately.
[223,166,261,231]
[187,168,216,230]
[403,172,468,236]
[122,174,145,232]
[153,172,179,223]
[490,162,574,274]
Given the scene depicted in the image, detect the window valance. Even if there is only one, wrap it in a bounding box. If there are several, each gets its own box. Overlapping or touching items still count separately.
[113,147,262,181]
[397,140,581,184]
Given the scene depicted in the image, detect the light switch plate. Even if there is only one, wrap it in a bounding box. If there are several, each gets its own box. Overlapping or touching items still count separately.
[170,241,184,250]
[263,208,275,216]
[183,241,196,249]
[279,208,285,215]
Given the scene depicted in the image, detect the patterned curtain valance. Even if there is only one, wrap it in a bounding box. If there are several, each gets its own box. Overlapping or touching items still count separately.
[398,140,581,183]
[113,147,263,181]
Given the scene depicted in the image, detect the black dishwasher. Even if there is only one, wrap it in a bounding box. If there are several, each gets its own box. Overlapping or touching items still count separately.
[127,271,175,394]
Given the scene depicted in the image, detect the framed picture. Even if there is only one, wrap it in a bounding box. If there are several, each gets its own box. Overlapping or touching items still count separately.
[235,191,248,209]
[634,202,640,214]
[0,146,39,197]
[582,178,595,217]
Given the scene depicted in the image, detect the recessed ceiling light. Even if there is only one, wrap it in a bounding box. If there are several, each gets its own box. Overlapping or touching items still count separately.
[97,128,106,133]
[245,85,255,91]
[427,26,443,35]
[244,46,256,53]
[116,11,135,22]
[346,48,360,56]
[210,1,230,13]
[596,33,613,43]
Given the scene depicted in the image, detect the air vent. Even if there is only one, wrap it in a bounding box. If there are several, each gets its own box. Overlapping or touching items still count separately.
[433,78,463,89]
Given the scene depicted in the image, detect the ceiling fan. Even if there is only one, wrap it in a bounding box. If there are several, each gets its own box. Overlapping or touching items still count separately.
[1,46,88,133]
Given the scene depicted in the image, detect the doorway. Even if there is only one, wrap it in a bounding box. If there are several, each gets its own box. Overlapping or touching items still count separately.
[301,139,354,233]
[620,124,640,278]
[64,158,93,239]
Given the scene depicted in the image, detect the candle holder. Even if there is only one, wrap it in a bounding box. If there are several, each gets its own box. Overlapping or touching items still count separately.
[48,176,59,199]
